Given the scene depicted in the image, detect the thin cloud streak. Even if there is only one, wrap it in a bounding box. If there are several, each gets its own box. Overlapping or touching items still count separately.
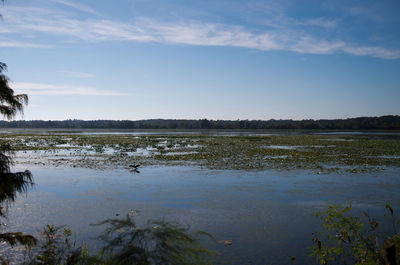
[298,18,339,29]
[56,70,96,79]
[49,0,99,15]
[2,5,400,59]
[0,39,51,48]
[12,82,127,96]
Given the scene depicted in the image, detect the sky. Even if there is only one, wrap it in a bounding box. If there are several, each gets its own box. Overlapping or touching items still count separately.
[1,0,399,121]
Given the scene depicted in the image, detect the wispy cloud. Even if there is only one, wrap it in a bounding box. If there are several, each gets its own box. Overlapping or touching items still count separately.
[342,46,400,60]
[2,4,399,59]
[56,70,96,79]
[0,40,51,48]
[299,18,339,29]
[49,0,99,15]
[12,82,126,96]
[347,6,385,23]
[291,38,346,54]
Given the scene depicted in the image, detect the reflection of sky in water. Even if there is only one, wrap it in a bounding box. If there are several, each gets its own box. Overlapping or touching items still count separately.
[314,131,400,135]
[4,165,400,264]
[265,145,304,150]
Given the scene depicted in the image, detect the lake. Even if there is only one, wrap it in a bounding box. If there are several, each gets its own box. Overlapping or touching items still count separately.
[2,130,400,264]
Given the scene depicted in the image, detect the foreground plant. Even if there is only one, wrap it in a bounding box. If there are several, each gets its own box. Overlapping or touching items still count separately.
[0,62,35,263]
[25,225,88,265]
[96,214,214,265]
[311,203,400,265]
[24,215,214,265]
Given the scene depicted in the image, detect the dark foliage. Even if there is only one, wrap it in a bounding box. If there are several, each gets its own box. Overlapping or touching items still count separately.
[0,232,36,248]
[0,137,36,251]
[0,58,36,253]
[0,63,29,120]
[0,170,33,208]
[311,203,400,265]
[24,216,214,265]
[25,225,86,265]
[0,115,399,130]
[96,214,214,265]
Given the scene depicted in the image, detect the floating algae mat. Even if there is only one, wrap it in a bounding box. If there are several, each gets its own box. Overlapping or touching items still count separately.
[3,131,399,173]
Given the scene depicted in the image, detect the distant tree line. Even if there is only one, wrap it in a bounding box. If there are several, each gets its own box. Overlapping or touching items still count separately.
[0,115,399,130]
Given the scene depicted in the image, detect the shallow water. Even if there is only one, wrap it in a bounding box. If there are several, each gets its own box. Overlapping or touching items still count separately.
[314,131,400,135]
[4,164,400,264]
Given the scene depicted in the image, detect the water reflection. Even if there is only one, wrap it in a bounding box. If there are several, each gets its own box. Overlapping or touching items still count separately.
[6,165,400,264]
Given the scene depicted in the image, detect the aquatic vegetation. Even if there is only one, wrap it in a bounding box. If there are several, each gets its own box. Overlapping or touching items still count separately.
[25,216,214,265]
[26,225,85,265]
[96,215,214,265]
[3,132,400,173]
[311,203,400,265]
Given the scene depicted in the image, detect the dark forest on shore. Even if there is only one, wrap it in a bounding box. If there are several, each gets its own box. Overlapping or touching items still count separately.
[0,115,399,130]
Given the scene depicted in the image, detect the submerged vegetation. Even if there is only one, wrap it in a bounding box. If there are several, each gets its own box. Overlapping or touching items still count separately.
[2,132,399,173]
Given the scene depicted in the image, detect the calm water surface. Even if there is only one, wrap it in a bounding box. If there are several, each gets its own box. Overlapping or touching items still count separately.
[2,128,399,136]
[6,165,400,264]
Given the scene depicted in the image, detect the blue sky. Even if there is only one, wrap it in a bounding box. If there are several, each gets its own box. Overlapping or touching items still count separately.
[1,0,399,120]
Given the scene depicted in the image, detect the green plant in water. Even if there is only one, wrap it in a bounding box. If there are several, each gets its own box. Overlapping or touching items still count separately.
[25,225,88,265]
[311,203,400,265]
[24,215,214,265]
[96,214,214,265]
[93,145,105,154]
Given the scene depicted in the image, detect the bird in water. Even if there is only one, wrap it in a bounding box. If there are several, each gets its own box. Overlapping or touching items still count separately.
[129,164,140,169]
[129,164,141,173]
